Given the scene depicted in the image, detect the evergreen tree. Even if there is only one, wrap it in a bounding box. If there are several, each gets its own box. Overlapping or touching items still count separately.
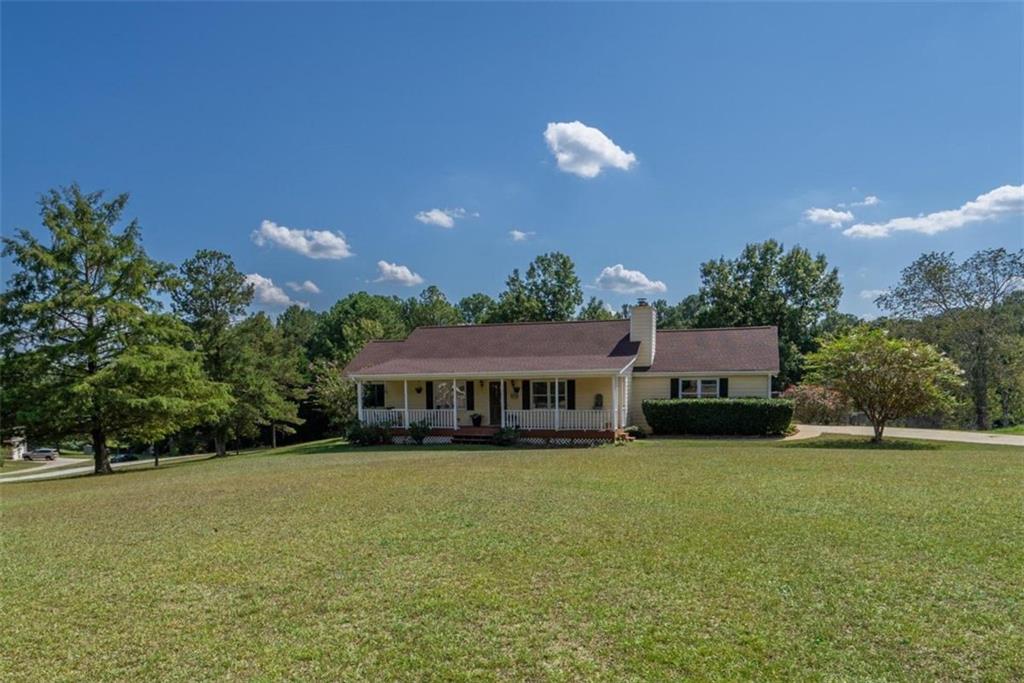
[1,185,230,473]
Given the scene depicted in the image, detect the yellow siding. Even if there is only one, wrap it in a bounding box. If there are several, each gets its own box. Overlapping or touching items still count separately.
[628,377,670,430]
[728,375,771,398]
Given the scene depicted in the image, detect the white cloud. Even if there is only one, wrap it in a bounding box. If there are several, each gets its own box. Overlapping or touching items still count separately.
[860,289,888,300]
[375,260,424,287]
[839,195,881,208]
[286,280,321,294]
[251,220,353,259]
[844,184,1024,239]
[414,207,475,229]
[804,207,855,228]
[544,121,637,178]
[595,264,667,294]
[246,273,305,309]
[509,229,535,242]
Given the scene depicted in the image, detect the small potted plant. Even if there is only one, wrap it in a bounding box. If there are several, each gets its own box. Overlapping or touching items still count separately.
[470,413,483,427]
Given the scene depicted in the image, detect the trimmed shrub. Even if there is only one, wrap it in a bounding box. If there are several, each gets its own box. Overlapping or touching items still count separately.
[408,420,431,445]
[782,384,851,425]
[492,427,521,446]
[642,398,794,436]
[346,422,393,446]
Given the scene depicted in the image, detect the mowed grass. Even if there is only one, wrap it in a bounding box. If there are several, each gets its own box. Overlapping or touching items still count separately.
[2,438,1022,681]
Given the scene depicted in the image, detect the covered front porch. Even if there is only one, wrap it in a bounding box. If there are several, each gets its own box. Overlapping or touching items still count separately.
[355,375,631,434]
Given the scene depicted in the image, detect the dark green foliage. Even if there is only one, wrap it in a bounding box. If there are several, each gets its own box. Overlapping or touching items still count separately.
[877,249,1024,430]
[345,422,393,446]
[403,286,463,328]
[642,398,794,436]
[492,427,521,446]
[457,293,496,324]
[493,252,583,322]
[696,240,843,385]
[408,420,431,445]
[578,297,617,321]
[0,185,231,473]
[309,292,407,362]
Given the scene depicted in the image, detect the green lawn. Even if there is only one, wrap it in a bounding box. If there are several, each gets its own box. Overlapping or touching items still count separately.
[2,437,1021,681]
[993,424,1024,435]
[0,458,43,473]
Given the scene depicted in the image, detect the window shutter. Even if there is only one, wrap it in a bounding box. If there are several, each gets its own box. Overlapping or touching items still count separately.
[719,378,729,398]
[522,380,531,410]
[465,381,475,410]
[567,380,576,410]
[670,378,680,399]
[376,384,386,407]
[425,381,434,409]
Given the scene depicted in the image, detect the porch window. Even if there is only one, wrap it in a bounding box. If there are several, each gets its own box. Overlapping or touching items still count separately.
[679,378,720,398]
[434,381,465,410]
[363,383,386,407]
[531,380,567,409]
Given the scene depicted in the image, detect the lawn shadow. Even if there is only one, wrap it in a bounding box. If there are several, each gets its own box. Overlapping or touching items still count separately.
[783,435,943,451]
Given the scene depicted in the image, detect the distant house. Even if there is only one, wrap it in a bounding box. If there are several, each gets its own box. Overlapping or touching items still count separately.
[344,300,778,441]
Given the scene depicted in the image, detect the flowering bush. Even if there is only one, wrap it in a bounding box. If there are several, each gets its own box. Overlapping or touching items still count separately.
[782,384,851,425]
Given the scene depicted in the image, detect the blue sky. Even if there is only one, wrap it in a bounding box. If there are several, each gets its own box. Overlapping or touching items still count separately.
[3,2,1022,317]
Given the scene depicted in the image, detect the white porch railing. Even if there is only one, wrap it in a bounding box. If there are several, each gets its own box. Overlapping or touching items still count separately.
[362,409,404,426]
[503,409,611,431]
[363,408,456,429]
[407,409,455,429]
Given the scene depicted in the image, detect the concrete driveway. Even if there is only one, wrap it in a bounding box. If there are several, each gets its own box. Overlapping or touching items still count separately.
[790,424,1024,447]
[0,453,214,484]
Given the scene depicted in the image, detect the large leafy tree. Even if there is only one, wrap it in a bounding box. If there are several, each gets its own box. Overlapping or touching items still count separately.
[220,313,305,449]
[171,251,305,454]
[697,240,842,385]
[524,251,583,321]
[651,295,702,329]
[403,286,463,328]
[807,327,962,442]
[0,185,230,473]
[493,252,583,322]
[457,292,496,324]
[578,297,617,321]
[877,249,1024,429]
[309,292,406,362]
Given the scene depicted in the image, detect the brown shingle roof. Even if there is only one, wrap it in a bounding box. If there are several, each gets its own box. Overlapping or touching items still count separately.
[644,326,779,373]
[344,320,779,377]
[345,320,639,377]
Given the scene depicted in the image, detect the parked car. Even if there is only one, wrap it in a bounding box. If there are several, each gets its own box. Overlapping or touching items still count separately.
[25,447,60,461]
[110,453,139,463]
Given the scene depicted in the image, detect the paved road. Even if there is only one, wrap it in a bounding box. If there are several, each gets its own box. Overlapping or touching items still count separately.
[791,424,1024,447]
[0,453,214,484]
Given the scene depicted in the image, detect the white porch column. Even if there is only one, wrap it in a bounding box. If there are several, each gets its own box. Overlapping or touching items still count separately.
[500,379,506,428]
[611,376,619,431]
[357,381,364,422]
[452,378,458,430]
[554,377,560,431]
[403,380,409,428]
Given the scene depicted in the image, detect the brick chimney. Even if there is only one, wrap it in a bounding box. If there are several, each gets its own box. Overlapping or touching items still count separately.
[629,298,656,367]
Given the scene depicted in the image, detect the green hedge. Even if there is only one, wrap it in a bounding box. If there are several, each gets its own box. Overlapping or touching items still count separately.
[642,398,794,436]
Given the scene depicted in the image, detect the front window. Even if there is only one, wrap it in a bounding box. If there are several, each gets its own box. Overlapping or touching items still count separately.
[364,383,386,408]
[680,378,719,398]
[532,380,566,409]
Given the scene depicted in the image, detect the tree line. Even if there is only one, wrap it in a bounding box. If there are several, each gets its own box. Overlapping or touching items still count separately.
[2,185,1021,472]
